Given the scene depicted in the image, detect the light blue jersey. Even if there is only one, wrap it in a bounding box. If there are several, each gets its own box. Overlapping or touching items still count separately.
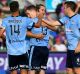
[2,16,33,55]
[59,14,80,50]
[30,17,50,46]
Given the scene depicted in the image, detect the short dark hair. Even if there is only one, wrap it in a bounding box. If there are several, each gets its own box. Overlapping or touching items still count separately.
[64,1,77,12]
[26,5,36,11]
[36,4,45,11]
[9,1,19,12]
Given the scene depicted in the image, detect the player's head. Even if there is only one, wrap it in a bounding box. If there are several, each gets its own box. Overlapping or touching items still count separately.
[36,4,45,15]
[55,36,61,44]
[64,1,77,15]
[26,5,37,18]
[9,1,19,13]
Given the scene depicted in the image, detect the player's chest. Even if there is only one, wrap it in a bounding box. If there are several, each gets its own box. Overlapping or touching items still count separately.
[64,19,78,32]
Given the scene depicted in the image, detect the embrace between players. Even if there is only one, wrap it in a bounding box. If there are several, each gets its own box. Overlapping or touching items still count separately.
[0,1,80,74]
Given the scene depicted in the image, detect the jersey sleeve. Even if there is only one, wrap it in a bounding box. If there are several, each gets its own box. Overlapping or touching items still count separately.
[77,16,80,40]
[58,17,67,26]
[26,17,34,31]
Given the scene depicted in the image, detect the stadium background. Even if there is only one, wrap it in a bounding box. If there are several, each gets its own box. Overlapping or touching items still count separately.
[0,0,79,74]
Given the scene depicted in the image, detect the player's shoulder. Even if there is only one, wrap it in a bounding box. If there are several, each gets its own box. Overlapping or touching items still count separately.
[33,17,38,20]
[73,14,80,23]
[32,17,38,23]
[76,13,80,16]
[22,16,31,19]
[76,14,80,18]
[23,16,32,21]
[3,16,11,20]
[60,16,69,21]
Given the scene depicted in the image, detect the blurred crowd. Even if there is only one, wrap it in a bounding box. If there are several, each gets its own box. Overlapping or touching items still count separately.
[1,0,80,52]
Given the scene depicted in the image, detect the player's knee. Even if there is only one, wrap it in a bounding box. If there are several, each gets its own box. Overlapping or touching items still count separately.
[66,68,73,74]
[39,70,45,74]
[74,68,80,74]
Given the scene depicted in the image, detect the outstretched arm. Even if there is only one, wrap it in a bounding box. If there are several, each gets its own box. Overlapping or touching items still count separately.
[42,22,59,31]
[42,19,61,27]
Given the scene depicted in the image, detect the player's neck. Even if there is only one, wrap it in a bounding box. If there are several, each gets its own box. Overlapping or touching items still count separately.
[12,11,19,17]
[68,11,76,18]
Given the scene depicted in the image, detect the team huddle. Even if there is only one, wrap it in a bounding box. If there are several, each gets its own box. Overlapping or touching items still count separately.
[0,1,50,74]
[0,1,80,74]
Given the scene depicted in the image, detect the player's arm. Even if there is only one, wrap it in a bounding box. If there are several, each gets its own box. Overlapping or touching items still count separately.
[75,41,80,53]
[75,18,80,53]
[42,19,61,27]
[0,27,5,37]
[27,21,44,39]
[72,30,80,53]
[42,22,59,31]
[27,31,44,39]
[34,18,42,28]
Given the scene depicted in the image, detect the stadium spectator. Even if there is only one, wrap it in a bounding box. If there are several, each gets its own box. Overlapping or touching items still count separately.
[58,30,67,45]
[53,36,67,52]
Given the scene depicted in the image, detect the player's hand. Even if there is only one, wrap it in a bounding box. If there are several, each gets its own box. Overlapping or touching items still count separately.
[42,19,49,24]
[36,33,44,39]
[42,19,46,23]
[42,21,47,27]
[75,49,80,53]
[37,13,44,19]
[75,42,80,53]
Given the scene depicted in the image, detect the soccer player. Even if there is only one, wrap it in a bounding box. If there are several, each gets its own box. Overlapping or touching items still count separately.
[26,4,55,74]
[0,1,43,74]
[42,1,80,74]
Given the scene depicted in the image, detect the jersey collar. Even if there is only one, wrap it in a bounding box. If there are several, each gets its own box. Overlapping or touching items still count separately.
[11,15,20,17]
[68,14,77,19]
